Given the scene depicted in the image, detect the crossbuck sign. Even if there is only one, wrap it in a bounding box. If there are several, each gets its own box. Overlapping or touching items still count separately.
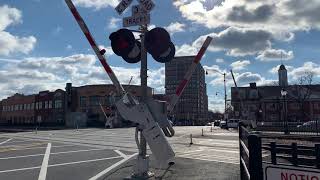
[115,0,154,27]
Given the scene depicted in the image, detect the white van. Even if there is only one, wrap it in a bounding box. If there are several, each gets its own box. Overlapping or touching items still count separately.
[227,119,240,128]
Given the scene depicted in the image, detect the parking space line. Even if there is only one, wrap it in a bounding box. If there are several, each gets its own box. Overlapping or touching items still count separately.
[0,138,12,145]
[89,153,138,180]
[49,156,122,167]
[38,143,51,180]
[0,166,41,173]
[0,156,122,174]
[114,150,127,158]
[0,148,110,160]
[0,153,44,160]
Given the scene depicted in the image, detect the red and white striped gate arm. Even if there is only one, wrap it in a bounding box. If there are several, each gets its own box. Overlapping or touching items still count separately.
[167,36,213,112]
[65,0,125,95]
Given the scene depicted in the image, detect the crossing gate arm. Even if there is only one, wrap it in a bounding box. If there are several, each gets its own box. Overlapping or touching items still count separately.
[65,0,125,95]
[167,36,213,112]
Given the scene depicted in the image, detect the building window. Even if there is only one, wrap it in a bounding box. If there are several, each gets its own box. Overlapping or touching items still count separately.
[45,101,48,109]
[49,101,52,109]
[80,96,87,107]
[89,96,100,106]
[55,100,63,109]
[289,103,299,110]
[314,103,320,110]
[31,103,34,110]
[39,102,43,109]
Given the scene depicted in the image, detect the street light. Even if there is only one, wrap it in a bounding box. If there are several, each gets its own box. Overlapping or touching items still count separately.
[281,88,289,134]
[205,69,227,116]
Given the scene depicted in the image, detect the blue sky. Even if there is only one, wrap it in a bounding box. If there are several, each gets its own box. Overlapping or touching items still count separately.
[0,0,320,112]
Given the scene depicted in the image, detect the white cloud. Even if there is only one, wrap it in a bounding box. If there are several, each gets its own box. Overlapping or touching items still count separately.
[0,5,21,31]
[173,0,320,33]
[216,58,224,63]
[0,5,36,56]
[203,65,225,77]
[288,61,320,81]
[257,49,294,61]
[98,45,114,56]
[0,54,166,99]
[52,26,62,35]
[230,60,250,71]
[66,44,73,50]
[107,17,121,29]
[183,27,272,57]
[73,0,119,10]
[269,64,294,74]
[175,44,198,56]
[165,22,186,35]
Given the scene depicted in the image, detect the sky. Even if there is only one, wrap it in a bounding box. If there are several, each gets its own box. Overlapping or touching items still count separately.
[0,0,320,112]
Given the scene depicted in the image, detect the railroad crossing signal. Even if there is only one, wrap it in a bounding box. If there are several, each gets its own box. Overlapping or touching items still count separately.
[109,28,141,63]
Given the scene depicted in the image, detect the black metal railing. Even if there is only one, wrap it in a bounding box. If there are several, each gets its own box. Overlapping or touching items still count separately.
[262,142,320,168]
[256,120,320,136]
[239,122,263,180]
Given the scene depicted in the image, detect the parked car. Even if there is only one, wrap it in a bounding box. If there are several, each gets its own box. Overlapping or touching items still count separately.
[297,121,320,129]
[220,120,227,129]
[227,119,240,128]
[214,120,220,127]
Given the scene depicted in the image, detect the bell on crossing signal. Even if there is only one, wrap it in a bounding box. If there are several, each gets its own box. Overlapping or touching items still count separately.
[145,27,175,63]
[109,28,141,63]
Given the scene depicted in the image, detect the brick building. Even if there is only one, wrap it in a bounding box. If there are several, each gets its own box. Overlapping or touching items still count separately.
[231,64,320,123]
[165,56,208,125]
[0,93,36,125]
[35,89,66,126]
[0,83,153,127]
[66,83,153,127]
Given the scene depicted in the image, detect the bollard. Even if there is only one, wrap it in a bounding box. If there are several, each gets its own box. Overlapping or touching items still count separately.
[202,129,204,136]
[190,134,193,145]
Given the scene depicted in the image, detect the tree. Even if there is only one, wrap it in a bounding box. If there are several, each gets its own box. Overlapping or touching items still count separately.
[290,72,314,122]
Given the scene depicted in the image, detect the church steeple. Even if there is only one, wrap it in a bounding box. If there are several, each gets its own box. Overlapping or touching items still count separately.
[278,64,288,87]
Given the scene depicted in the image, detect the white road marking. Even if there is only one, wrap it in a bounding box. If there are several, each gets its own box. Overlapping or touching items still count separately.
[0,156,123,174]
[38,143,51,180]
[0,153,44,160]
[49,156,122,167]
[0,138,12,145]
[0,166,41,173]
[114,150,127,158]
[89,153,138,180]
[0,148,110,160]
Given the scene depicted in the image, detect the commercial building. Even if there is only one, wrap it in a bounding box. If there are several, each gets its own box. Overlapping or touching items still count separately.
[0,83,153,127]
[231,64,320,123]
[165,56,208,125]
[65,83,153,127]
[0,93,36,125]
[0,89,66,126]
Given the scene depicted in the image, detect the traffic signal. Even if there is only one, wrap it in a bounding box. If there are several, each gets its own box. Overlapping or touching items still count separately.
[109,28,141,63]
[145,27,175,63]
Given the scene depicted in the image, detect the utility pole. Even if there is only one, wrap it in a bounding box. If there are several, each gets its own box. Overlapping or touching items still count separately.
[224,73,227,114]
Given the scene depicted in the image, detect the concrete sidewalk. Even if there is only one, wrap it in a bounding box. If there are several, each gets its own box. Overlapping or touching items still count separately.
[100,155,240,180]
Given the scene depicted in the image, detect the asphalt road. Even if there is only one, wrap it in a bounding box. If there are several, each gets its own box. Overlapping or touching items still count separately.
[0,126,240,180]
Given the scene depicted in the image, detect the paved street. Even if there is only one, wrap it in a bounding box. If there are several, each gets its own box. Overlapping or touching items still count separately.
[0,126,240,180]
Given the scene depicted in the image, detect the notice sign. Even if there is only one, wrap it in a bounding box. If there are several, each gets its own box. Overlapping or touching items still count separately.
[264,164,320,180]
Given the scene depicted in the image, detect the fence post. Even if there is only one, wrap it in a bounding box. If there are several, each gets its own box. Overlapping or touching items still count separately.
[248,134,263,180]
[315,144,320,169]
[292,143,298,166]
[239,122,244,180]
[271,142,277,165]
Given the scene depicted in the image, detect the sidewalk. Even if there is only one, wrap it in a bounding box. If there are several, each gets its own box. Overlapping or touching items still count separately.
[101,155,240,180]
